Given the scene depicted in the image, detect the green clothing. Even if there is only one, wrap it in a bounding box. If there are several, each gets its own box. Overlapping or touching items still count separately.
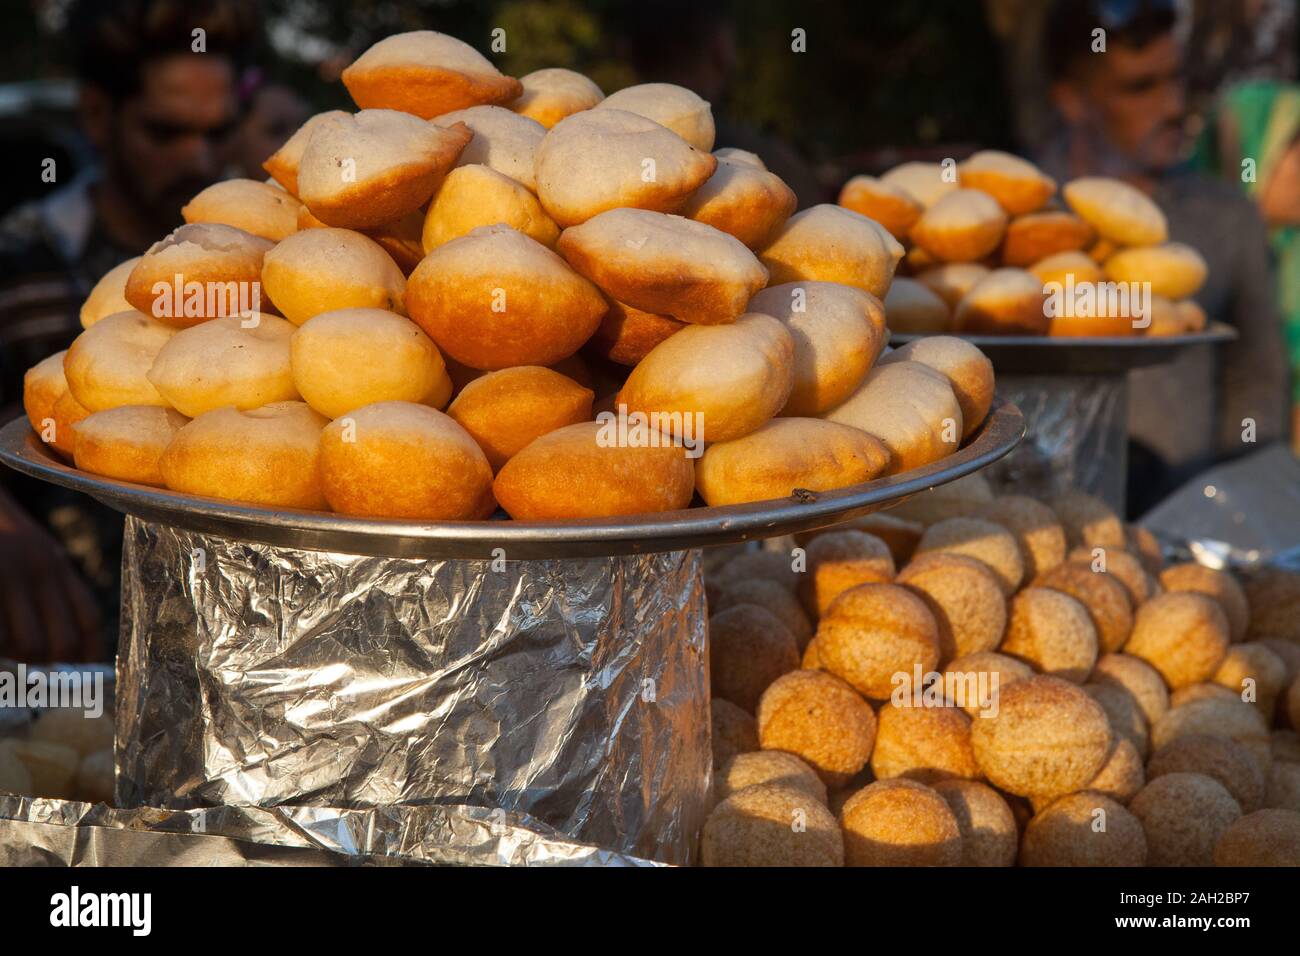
[1196,81,1300,404]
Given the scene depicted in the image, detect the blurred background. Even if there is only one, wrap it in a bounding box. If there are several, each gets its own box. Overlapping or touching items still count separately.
[0,0,1295,216]
[0,0,1296,664]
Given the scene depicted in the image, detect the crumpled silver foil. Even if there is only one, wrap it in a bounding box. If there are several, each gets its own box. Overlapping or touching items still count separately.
[115,517,710,864]
[0,795,658,866]
[981,373,1127,509]
[1140,443,1300,570]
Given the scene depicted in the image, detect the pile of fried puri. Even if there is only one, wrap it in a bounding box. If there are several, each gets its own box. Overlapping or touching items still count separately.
[702,475,1300,866]
[840,155,1209,338]
[22,29,1002,522]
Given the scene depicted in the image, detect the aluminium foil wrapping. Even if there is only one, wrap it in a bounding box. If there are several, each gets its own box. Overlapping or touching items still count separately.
[979,373,1128,509]
[0,795,658,866]
[113,517,710,864]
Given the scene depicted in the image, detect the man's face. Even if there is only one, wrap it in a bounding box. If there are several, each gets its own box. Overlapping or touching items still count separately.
[1057,33,1187,173]
[93,55,239,227]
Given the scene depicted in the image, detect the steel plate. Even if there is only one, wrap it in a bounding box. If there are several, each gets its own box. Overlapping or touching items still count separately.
[0,402,1024,559]
[892,322,1236,374]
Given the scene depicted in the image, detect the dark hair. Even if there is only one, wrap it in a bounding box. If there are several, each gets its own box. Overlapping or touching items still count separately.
[1045,0,1178,81]
[66,0,258,100]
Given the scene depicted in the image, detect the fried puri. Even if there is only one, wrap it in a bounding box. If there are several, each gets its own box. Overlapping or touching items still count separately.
[759,204,903,298]
[914,263,990,311]
[878,336,994,439]
[747,280,886,417]
[64,311,175,412]
[957,150,1056,215]
[72,405,189,487]
[595,82,715,151]
[262,110,349,195]
[509,67,603,128]
[80,257,139,328]
[446,365,593,471]
[534,109,716,227]
[1063,176,1168,246]
[837,175,923,240]
[406,224,606,370]
[297,110,471,229]
[953,267,1049,335]
[1000,211,1094,267]
[883,277,951,334]
[492,421,694,520]
[909,189,1008,263]
[694,418,889,508]
[617,313,795,444]
[682,151,796,249]
[147,314,299,417]
[1104,242,1208,300]
[262,227,407,325]
[125,224,274,326]
[341,30,522,119]
[160,401,328,509]
[291,308,450,419]
[585,301,684,366]
[433,104,544,190]
[558,207,768,325]
[182,178,302,242]
[422,164,559,252]
[821,361,963,475]
[319,401,493,519]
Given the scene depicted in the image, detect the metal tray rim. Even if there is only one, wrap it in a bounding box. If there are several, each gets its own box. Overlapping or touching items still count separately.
[0,402,1024,559]
[891,321,1236,350]
[891,322,1236,374]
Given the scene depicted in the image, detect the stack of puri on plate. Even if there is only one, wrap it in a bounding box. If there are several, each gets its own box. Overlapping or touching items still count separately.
[22,30,997,523]
[839,153,1209,338]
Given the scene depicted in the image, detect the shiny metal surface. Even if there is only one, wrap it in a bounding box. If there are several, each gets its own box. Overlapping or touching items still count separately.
[979,372,1129,510]
[892,323,1236,374]
[0,401,1025,559]
[0,796,659,866]
[114,520,710,864]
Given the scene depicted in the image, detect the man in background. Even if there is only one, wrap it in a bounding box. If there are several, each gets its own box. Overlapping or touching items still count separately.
[1040,0,1290,515]
[0,0,256,662]
[232,78,309,182]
